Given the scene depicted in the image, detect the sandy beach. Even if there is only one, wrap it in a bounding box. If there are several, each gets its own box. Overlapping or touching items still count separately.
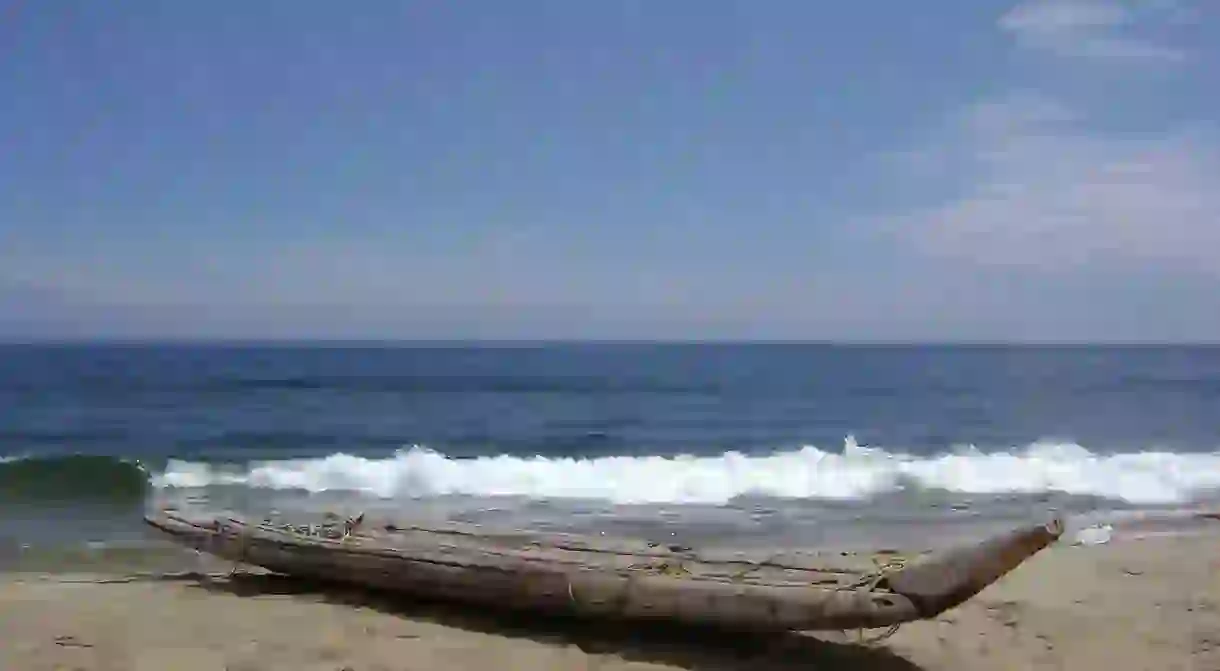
[3,530,1219,671]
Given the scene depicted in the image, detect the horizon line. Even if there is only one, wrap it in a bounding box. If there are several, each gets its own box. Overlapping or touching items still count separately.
[2,337,1219,348]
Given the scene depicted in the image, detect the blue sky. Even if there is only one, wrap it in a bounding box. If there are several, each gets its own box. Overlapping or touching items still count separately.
[2,1,1217,341]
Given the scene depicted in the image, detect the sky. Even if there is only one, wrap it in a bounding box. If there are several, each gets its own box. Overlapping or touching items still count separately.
[1,0,1217,342]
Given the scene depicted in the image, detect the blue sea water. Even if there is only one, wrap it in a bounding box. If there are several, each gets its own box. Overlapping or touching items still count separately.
[3,343,1220,556]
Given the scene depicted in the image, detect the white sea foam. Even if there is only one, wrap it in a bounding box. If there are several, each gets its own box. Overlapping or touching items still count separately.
[151,437,1220,506]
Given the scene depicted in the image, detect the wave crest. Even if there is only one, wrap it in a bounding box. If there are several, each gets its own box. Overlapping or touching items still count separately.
[153,438,1220,505]
[0,454,151,502]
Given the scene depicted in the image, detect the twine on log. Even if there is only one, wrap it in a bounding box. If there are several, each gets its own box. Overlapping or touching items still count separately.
[838,552,912,645]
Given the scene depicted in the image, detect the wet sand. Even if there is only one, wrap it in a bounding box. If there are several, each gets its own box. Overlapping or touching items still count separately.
[3,531,1219,670]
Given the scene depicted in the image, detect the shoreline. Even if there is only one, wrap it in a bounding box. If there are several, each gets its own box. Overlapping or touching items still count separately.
[5,504,1215,574]
[4,531,1220,669]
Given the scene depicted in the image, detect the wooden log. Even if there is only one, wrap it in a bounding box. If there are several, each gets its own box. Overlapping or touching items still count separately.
[881,516,1063,616]
[144,510,1062,632]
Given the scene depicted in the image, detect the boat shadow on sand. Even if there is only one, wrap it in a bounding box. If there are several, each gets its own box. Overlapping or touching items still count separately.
[186,570,926,671]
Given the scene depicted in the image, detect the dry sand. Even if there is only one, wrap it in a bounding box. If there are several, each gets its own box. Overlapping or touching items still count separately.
[3,532,1219,670]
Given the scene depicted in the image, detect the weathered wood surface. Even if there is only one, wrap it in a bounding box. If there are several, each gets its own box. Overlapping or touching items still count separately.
[145,510,1063,632]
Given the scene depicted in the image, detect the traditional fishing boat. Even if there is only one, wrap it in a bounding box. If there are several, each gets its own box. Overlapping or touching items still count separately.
[145,509,1063,633]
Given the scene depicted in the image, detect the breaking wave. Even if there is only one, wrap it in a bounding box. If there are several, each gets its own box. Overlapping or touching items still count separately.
[152,437,1220,506]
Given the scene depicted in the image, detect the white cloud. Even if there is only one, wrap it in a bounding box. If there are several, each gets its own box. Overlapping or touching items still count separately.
[999,0,1187,63]
[845,2,1218,341]
[888,92,1220,272]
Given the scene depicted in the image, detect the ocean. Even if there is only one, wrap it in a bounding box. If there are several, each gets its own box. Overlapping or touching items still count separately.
[4,343,1220,568]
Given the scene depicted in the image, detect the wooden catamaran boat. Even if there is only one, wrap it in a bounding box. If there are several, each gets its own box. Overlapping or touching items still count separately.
[145,509,1063,633]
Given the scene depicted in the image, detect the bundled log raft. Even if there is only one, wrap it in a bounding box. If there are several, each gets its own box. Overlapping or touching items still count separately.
[145,510,1063,633]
